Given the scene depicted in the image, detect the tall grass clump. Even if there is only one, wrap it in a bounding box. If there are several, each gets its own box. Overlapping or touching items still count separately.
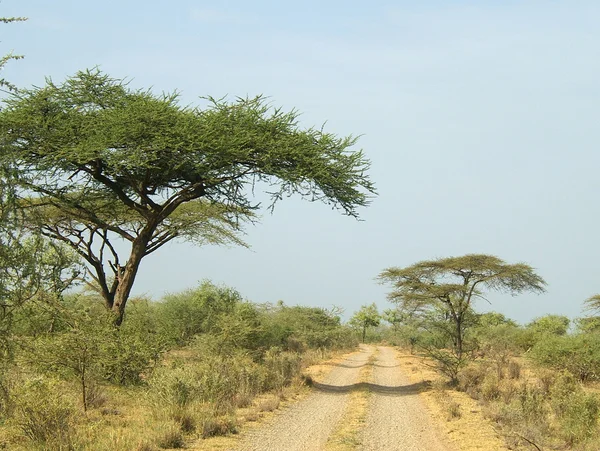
[8,376,78,449]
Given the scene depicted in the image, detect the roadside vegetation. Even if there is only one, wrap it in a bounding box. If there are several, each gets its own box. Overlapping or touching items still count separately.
[0,281,357,450]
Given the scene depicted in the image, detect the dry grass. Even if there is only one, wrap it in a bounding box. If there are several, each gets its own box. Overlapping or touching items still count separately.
[397,349,511,451]
[325,348,377,450]
[188,348,359,451]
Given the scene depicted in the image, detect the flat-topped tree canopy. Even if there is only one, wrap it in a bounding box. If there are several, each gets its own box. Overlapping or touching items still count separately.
[0,69,376,324]
[378,254,546,358]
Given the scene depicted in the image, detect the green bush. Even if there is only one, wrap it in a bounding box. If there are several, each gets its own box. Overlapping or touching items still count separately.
[261,349,303,391]
[149,352,263,413]
[550,371,600,445]
[156,282,242,346]
[530,333,600,381]
[9,376,77,448]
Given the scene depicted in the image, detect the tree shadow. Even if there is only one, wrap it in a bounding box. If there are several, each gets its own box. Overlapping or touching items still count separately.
[312,380,431,396]
[318,361,402,369]
[319,359,371,369]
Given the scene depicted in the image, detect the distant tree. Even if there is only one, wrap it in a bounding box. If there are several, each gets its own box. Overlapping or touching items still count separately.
[382,308,406,330]
[527,314,570,336]
[349,303,380,343]
[476,311,518,328]
[0,69,375,324]
[378,254,546,360]
[576,316,600,334]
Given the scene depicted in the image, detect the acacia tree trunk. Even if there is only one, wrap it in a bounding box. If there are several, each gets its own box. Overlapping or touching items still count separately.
[455,320,463,359]
[111,235,149,326]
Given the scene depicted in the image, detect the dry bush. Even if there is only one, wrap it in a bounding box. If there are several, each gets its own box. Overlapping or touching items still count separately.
[457,364,487,398]
[201,414,238,438]
[498,379,519,404]
[173,409,196,433]
[480,374,501,401]
[537,368,555,395]
[85,381,109,410]
[243,408,260,422]
[155,423,185,449]
[257,394,280,412]
[9,376,77,448]
[507,360,521,380]
[135,442,159,451]
[444,400,462,420]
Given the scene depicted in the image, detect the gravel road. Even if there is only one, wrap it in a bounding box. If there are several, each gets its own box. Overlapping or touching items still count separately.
[233,345,452,451]
[234,345,374,451]
[360,346,452,451]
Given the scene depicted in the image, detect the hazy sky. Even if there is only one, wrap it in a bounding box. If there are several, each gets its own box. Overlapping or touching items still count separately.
[2,1,599,324]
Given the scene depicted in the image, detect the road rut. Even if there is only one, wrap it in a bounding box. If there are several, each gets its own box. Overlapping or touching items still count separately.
[234,345,374,451]
[360,346,451,451]
[231,345,453,451]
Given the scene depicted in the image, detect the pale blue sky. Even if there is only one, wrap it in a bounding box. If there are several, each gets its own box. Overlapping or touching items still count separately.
[2,1,600,323]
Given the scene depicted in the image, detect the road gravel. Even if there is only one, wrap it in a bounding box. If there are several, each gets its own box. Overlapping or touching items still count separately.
[234,345,374,451]
[360,346,452,450]
[233,345,453,451]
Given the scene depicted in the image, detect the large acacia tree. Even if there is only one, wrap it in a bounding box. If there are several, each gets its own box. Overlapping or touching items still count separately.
[0,69,375,324]
[378,254,546,359]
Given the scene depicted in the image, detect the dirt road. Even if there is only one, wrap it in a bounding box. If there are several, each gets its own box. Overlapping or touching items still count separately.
[361,346,451,450]
[233,345,452,451]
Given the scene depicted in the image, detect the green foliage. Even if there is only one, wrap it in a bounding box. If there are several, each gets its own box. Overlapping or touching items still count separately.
[156,281,242,346]
[0,278,355,447]
[261,303,351,351]
[550,372,600,445]
[476,311,518,328]
[9,376,77,448]
[584,294,600,315]
[379,254,546,362]
[529,333,600,381]
[349,303,381,343]
[575,316,600,334]
[0,16,27,91]
[528,314,570,336]
[0,69,375,322]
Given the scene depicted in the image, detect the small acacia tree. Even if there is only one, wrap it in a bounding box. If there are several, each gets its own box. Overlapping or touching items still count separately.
[378,254,546,378]
[0,70,375,324]
[349,303,380,343]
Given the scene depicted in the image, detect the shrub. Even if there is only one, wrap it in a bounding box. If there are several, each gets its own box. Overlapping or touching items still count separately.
[556,391,600,445]
[156,282,242,346]
[155,423,185,449]
[148,353,264,413]
[458,363,487,396]
[480,374,501,401]
[261,349,303,391]
[257,394,280,412]
[200,414,238,438]
[444,400,461,420]
[507,360,521,380]
[550,371,600,445]
[530,334,600,381]
[10,376,77,447]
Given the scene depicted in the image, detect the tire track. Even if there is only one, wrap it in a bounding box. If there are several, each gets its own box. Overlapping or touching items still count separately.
[234,345,375,451]
[360,346,452,451]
